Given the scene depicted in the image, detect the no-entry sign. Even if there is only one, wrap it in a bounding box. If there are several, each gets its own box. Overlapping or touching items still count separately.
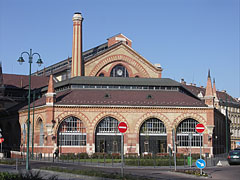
[118,122,127,133]
[195,124,205,133]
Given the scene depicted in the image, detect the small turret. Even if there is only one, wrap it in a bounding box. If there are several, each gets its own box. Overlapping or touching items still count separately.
[45,75,56,106]
[204,69,214,107]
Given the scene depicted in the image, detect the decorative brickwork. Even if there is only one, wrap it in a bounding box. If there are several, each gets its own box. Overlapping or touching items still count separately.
[89,54,150,77]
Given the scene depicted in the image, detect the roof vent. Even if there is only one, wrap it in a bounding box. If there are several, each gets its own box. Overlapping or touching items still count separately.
[147,94,153,99]
[104,93,111,98]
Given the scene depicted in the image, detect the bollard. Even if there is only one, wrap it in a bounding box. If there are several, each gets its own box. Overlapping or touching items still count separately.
[112,155,113,167]
[138,156,140,167]
[104,155,105,166]
[16,158,18,171]
[154,155,156,168]
[183,155,186,167]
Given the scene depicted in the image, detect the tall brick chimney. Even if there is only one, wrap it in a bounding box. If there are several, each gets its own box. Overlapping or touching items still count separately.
[71,12,84,77]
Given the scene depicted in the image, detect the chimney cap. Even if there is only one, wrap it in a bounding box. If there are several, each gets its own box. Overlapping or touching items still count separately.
[73,12,83,21]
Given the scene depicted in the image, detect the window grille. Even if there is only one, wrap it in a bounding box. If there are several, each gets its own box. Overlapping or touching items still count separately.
[176,118,201,147]
[96,117,119,134]
[58,116,86,146]
[140,118,166,135]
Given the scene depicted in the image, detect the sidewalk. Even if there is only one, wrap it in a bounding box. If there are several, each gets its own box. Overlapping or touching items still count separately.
[0,164,115,180]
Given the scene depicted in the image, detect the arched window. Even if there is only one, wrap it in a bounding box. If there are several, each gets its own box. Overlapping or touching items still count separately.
[95,117,120,153]
[99,73,104,77]
[110,64,129,77]
[176,118,201,147]
[139,118,167,154]
[58,116,86,146]
[96,117,119,134]
[38,119,44,146]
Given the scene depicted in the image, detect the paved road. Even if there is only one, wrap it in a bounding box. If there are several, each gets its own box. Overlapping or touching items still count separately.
[0,160,240,180]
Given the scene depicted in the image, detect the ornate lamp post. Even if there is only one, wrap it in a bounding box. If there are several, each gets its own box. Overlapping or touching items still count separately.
[17,49,43,170]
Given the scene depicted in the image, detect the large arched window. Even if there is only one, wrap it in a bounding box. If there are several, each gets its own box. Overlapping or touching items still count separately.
[110,64,129,77]
[58,116,86,146]
[176,118,201,146]
[95,117,120,153]
[139,118,167,154]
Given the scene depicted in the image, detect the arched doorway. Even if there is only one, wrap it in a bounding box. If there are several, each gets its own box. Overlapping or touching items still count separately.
[176,118,201,147]
[95,117,121,153]
[139,118,167,154]
[57,116,86,148]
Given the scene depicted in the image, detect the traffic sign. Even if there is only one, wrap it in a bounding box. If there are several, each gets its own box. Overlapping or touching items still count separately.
[0,138,4,143]
[118,122,127,133]
[195,124,205,133]
[196,159,206,169]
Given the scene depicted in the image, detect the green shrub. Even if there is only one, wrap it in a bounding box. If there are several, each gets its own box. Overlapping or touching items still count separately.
[76,153,89,159]
[91,152,106,159]
[0,171,58,180]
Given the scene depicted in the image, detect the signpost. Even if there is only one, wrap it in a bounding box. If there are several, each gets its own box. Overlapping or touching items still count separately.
[188,133,193,168]
[118,122,127,177]
[0,128,3,153]
[195,123,205,175]
[0,138,3,153]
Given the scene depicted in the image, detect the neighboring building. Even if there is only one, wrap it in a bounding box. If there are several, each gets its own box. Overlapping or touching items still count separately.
[1,13,233,157]
[181,76,240,150]
[0,63,49,156]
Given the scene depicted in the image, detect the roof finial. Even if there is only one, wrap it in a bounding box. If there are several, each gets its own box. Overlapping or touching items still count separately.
[0,61,3,87]
[208,69,211,78]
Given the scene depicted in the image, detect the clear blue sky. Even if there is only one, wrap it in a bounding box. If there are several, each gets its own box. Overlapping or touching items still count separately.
[0,0,239,98]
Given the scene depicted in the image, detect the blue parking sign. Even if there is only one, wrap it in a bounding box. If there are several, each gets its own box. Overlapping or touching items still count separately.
[196,159,206,169]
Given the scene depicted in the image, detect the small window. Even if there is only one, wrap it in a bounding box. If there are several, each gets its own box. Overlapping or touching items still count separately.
[99,73,104,77]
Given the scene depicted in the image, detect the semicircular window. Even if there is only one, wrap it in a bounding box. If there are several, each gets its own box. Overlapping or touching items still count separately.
[58,116,86,146]
[110,64,129,77]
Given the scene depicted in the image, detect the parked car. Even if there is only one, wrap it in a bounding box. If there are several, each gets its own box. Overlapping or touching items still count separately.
[227,150,240,165]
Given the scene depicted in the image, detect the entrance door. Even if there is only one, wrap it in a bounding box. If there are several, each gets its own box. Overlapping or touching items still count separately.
[100,140,105,153]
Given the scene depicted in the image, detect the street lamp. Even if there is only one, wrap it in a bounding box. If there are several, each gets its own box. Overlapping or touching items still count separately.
[17,49,43,170]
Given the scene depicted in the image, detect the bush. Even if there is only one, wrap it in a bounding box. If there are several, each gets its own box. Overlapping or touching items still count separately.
[76,153,89,159]
[91,152,106,159]
[111,153,120,159]
[60,153,76,160]
[0,171,58,180]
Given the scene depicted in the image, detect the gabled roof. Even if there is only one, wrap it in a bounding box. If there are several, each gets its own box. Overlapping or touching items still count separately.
[2,74,49,90]
[184,84,240,107]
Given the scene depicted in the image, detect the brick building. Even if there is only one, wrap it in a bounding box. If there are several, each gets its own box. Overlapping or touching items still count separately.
[1,12,235,157]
